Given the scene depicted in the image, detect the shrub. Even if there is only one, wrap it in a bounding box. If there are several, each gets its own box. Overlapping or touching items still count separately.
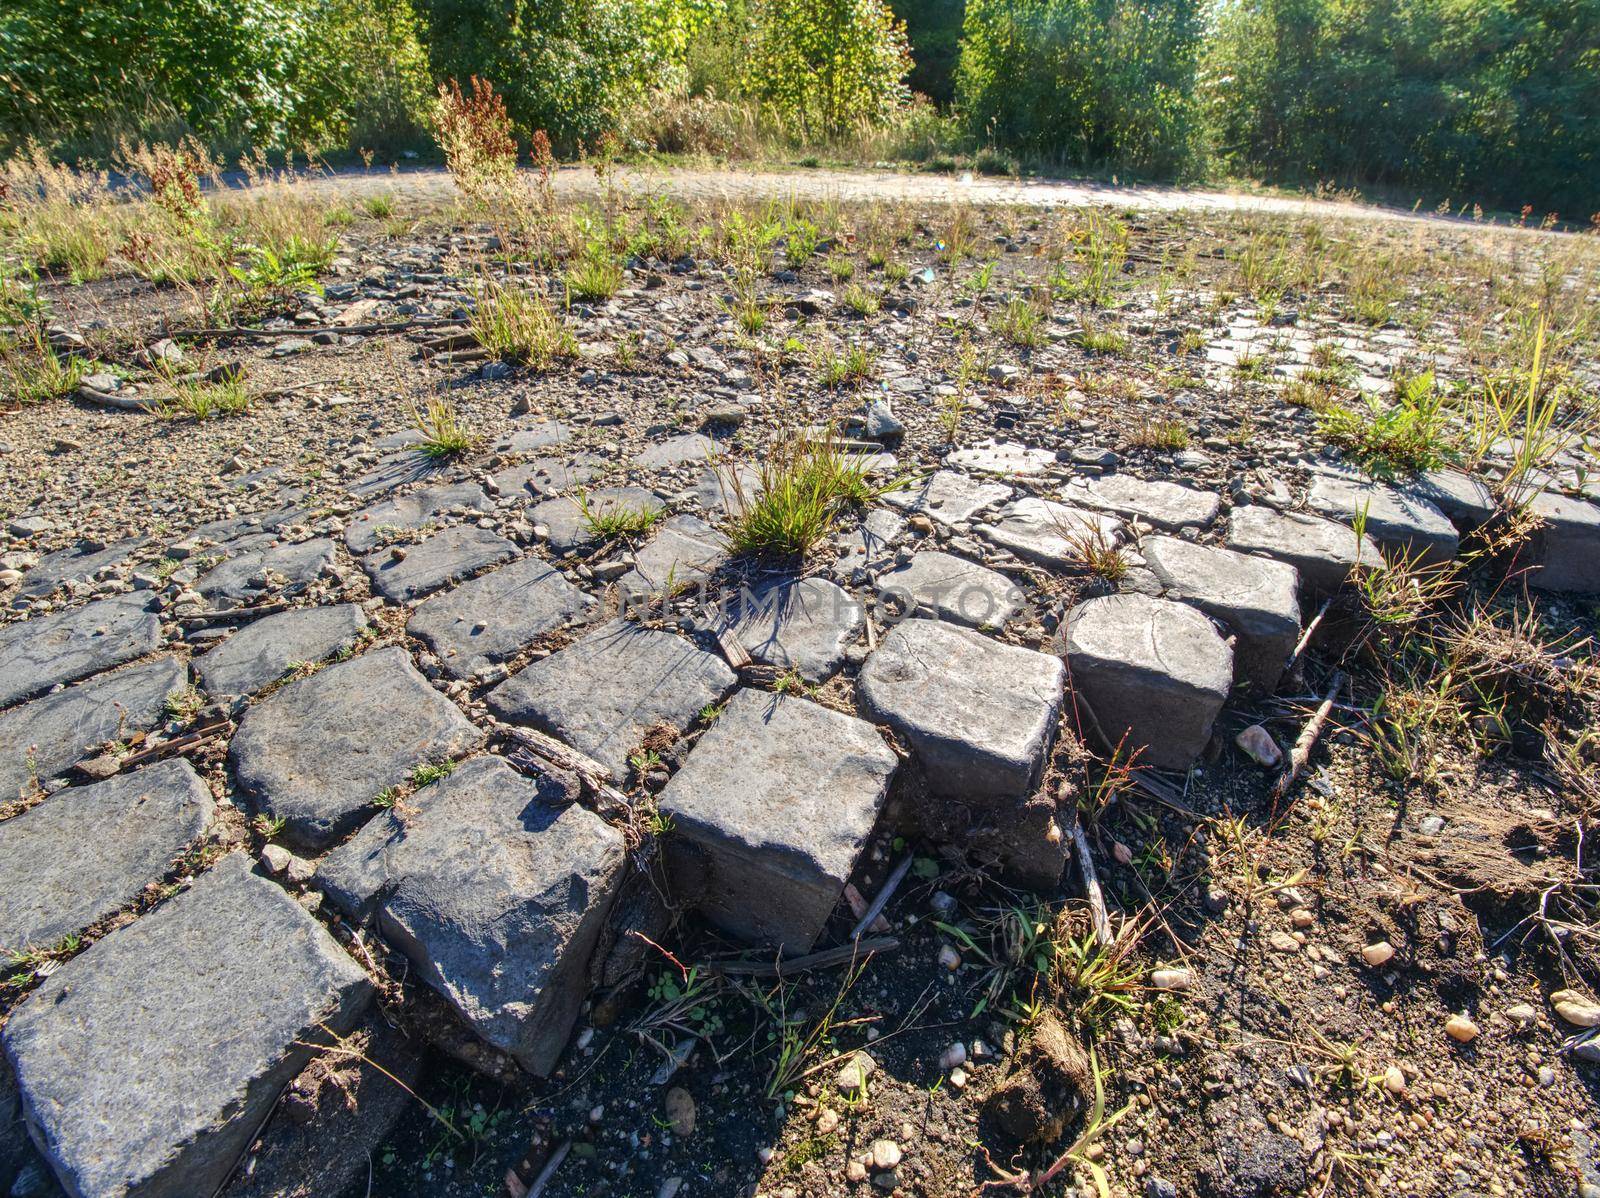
[742,0,913,140]
[957,0,1203,175]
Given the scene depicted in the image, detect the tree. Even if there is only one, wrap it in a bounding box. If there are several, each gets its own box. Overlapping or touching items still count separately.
[743,0,912,139]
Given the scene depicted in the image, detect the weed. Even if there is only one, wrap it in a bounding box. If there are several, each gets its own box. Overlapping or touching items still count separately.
[1078,322,1129,355]
[993,296,1048,348]
[1318,371,1451,475]
[578,492,662,541]
[163,377,250,420]
[0,326,85,408]
[816,343,876,388]
[409,759,456,787]
[1129,418,1190,451]
[783,218,820,270]
[433,77,519,207]
[471,279,576,368]
[362,192,397,219]
[722,433,899,558]
[408,395,473,458]
[565,245,623,302]
[825,253,855,282]
[840,283,879,317]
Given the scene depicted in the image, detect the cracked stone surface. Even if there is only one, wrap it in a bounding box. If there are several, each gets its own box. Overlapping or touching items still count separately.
[884,470,1012,527]
[528,487,663,552]
[0,657,188,803]
[1305,468,1458,564]
[660,688,897,952]
[0,593,161,710]
[947,440,1057,477]
[618,514,727,596]
[20,537,149,599]
[978,497,1124,568]
[724,576,863,682]
[857,618,1064,798]
[1065,592,1232,770]
[408,557,592,680]
[361,526,519,603]
[194,602,369,698]
[1528,490,1600,593]
[0,759,214,953]
[832,508,905,582]
[1134,535,1300,692]
[1226,505,1382,594]
[635,433,719,468]
[2,854,371,1198]
[877,550,1026,628]
[492,420,571,455]
[315,757,624,1076]
[490,454,602,499]
[195,537,337,606]
[1412,469,1496,531]
[1063,473,1221,531]
[487,619,735,779]
[229,646,484,850]
[342,482,490,553]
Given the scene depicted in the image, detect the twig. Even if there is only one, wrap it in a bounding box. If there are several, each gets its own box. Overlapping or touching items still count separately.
[708,936,899,978]
[1272,670,1346,807]
[525,1139,571,1198]
[177,601,292,626]
[1067,810,1113,948]
[850,856,912,940]
[112,721,231,769]
[495,721,633,818]
[179,317,450,340]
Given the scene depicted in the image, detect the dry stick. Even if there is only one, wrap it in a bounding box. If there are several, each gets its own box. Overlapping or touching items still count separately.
[1282,595,1335,685]
[850,855,912,941]
[113,722,231,770]
[709,936,900,978]
[496,722,633,819]
[1067,808,1114,948]
[178,601,293,626]
[179,317,451,340]
[1272,670,1347,808]
[525,1140,572,1198]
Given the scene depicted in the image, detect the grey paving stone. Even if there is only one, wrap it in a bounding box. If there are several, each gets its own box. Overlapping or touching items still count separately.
[724,576,863,682]
[1528,490,1600,594]
[230,646,483,850]
[0,759,214,953]
[1226,505,1381,594]
[1305,468,1458,564]
[316,757,622,1075]
[978,497,1124,568]
[487,620,735,779]
[362,526,518,604]
[194,603,369,698]
[0,657,188,803]
[884,470,1012,527]
[490,455,601,499]
[877,551,1025,629]
[529,487,664,552]
[0,594,161,711]
[660,688,897,953]
[348,451,456,498]
[195,537,337,606]
[832,509,905,582]
[1,1051,54,1198]
[856,619,1064,798]
[408,558,592,680]
[946,441,1057,477]
[690,462,763,517]
[492,420,571,455]
[343,482,490,553]
[1135,536,1300,692]
[618,515,727,596]
[20,537,148,599]
[1065,593,1232,771]
[1412,469,1496,531]
[2,854,371,1198]
[1063,474,1221,531]
[636,433,719,469]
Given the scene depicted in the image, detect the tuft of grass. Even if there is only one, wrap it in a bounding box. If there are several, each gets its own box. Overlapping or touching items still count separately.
[1318,370,1451,475]
[783,218,821,270]
[564,246,623,302]
[816,343,876,388]
[1078,322,1129,355]
[1129,417,1190,451]
[471,278,577,368]
[840,283,879,317]
[577,492,662,541]
[409,395,473,458]
[993,296,1048,348]
[362,192,398,219]
[722,433,900,558]
[410,759,457,787]
[163,377,250,420]
[0,326,86,409]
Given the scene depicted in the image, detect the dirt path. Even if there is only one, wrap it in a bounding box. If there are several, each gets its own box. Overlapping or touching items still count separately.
[296,161,1551,234]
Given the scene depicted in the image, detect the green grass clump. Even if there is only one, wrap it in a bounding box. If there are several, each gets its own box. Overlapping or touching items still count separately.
[578,492,662,541]
[565,246,623,302]
[1318,371,1451,474]
[723,434,900,558]
[409,395,473,458]
[0,326,86,409]
[471,279,578,368]
[993,296,1048,348]
[163,377,250,420]
[816,343,875,388]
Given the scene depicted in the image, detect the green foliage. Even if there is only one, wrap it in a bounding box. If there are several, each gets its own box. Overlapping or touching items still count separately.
[889,0,964,104]
[0,0,429,155]
[1203,0,1600,217]
[415,0,717,145]
[957,0,1203,174]
[742,0,913,139]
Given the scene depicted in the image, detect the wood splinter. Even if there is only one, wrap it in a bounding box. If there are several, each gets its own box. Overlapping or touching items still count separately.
[1272,669,1347,806]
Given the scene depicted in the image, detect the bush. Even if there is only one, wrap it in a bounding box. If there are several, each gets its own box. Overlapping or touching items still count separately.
[956,0,1204,175]
[1202,0,1600,217]
[742,0,913,140]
